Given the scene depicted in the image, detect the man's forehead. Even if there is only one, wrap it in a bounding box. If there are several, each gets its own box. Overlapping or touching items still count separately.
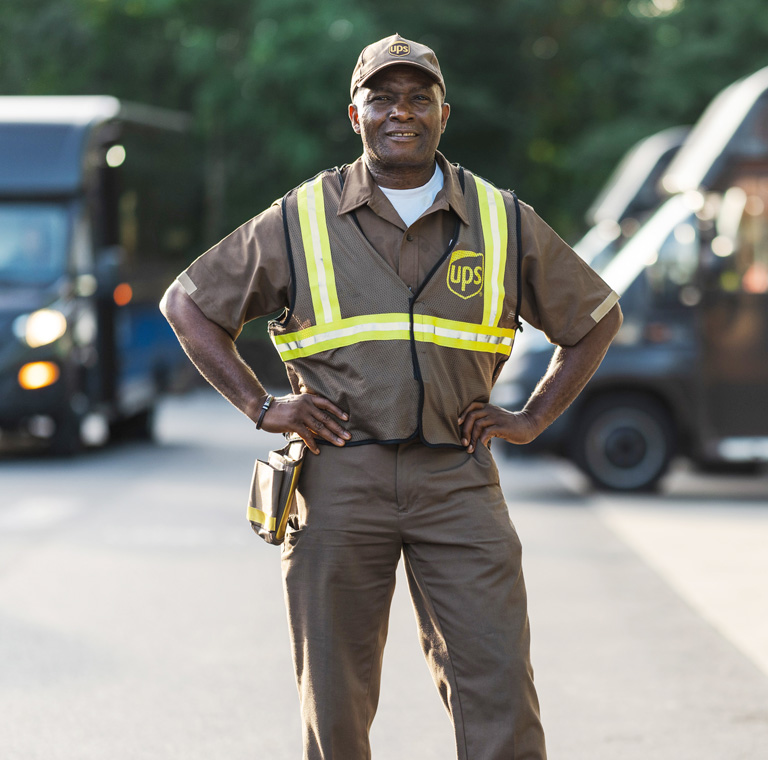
[361,65,441,92]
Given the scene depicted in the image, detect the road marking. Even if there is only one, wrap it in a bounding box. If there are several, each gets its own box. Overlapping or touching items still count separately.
[596,499,768,678]
[0,497,80,531]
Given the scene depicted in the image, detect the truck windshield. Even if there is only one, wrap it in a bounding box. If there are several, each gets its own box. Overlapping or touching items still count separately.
[0,204,69,286]
[600,196,695,296]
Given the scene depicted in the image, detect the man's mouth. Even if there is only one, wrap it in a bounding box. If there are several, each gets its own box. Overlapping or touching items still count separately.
[386,131,418,138]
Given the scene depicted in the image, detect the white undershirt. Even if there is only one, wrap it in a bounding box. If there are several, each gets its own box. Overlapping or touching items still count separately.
[379,163,444,229]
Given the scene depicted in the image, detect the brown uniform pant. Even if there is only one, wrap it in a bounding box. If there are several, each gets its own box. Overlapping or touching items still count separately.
[282,440,546,760]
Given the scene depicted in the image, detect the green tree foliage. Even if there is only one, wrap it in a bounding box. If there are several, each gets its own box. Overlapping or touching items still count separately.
[2,0,768,242]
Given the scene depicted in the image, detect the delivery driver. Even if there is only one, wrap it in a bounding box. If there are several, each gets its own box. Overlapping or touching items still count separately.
[161,33,621,760]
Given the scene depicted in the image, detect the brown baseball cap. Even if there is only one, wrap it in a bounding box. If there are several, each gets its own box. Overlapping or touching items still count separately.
[350,33,445,101]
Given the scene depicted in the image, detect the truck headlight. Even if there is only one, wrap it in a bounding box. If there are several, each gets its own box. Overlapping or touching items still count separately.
[18,361,60,390]
[13,309,68,348]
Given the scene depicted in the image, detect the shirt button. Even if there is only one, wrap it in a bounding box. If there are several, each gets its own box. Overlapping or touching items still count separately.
[406,234,414,242]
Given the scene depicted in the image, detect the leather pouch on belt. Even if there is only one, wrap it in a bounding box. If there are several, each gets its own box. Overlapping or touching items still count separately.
[246,438,306,545]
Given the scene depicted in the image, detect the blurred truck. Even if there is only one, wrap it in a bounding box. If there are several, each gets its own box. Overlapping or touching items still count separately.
[574,124,690,270]
[0,96,204,454]
[493,66,768,491]
[511,124,690,372]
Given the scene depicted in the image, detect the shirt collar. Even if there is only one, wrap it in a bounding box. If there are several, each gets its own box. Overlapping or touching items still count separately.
[337,151,470,226]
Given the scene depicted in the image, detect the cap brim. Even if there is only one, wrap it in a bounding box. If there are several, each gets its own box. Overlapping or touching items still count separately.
[351,60,445,100]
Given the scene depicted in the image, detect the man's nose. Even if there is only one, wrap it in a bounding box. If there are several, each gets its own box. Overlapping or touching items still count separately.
[389,98,413,120]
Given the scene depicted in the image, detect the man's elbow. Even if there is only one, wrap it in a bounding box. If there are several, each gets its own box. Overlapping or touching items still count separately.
[585,302,622,351]
[159,279,186,324]
[606,302,623,338]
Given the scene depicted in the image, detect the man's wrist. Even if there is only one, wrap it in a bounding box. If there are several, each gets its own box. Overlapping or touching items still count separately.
[244,388,269,424]
[255,394,275,429]
[518,407,546,441]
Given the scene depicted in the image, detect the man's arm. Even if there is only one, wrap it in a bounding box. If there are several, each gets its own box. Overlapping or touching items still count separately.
[160,280,350,454]
[459,303,622,453]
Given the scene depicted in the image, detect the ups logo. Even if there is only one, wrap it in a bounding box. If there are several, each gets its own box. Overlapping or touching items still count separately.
[389,42,410,57]
[447,250,484,299]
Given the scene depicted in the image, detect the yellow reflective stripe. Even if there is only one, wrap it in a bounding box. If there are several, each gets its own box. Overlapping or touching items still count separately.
[273,315,411,360]
[247,505,276,531]
[297,182,323,323]
[414,314,515,339]
[272,313,409,345]
[277,329,410,360]
[492,185,508,327]
[276,465,301,540]
[414,315,515,355]
[273,314,515,360]
[474,177,508,328]
[297,177,341,325]
[418,333,512,355]
[272,314,513,347]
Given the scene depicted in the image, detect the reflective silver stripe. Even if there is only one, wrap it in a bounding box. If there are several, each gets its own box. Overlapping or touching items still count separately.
[305,178,336,324]
[413,321,514,348]
[590,290,620,323]
[273,315,515,360]
[481,180,503,327]
[274,319,411,355]
[177,272,197,295]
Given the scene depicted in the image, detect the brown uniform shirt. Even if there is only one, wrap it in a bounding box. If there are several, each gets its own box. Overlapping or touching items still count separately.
[180,152,618,347]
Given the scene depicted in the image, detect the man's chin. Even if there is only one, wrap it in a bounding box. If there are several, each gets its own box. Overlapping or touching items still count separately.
[371,149,435,169]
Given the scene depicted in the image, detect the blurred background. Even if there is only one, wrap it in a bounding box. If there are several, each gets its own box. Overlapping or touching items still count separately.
[2,1,768,758]
[4,0,768,236]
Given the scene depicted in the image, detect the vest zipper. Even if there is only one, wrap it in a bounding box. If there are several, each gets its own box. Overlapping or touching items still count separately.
[410,217,462,445]
[412,217,462,300]
[408,294,421,383]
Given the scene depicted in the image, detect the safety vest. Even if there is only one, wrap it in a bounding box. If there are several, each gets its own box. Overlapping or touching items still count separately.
[269,165,522,447]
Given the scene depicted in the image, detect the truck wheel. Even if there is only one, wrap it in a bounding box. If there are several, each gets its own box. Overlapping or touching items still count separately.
[570,393,675,492]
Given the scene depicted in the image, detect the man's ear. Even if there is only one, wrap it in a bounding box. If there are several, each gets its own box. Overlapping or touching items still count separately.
[348,103,361,134]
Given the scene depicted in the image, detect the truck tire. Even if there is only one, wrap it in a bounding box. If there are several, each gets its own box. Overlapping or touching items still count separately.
[569,393,675,492]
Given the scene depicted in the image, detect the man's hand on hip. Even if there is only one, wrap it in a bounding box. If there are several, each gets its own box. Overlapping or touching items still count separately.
[261,393,350,455]
[459,302,623,455]
[459,403,539,453]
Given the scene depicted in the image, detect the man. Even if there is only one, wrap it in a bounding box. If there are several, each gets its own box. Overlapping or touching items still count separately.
[161,33,621,760]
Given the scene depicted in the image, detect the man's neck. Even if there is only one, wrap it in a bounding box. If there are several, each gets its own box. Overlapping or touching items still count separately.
[364,155,437,189]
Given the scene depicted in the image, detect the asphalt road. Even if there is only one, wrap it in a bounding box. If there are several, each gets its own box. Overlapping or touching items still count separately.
[1,389,767,759]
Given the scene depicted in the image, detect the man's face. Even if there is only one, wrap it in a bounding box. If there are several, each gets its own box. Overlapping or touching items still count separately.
[349,65,450,174]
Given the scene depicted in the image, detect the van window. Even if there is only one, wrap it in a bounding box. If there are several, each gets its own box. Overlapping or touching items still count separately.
[646,214,698,306]
[113,123,204,276]
[0,204,69,285]
[728,178,768,294]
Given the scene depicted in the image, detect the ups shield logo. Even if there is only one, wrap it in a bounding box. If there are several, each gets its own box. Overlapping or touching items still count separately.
[389,42,410,57]
[447,250,484,299]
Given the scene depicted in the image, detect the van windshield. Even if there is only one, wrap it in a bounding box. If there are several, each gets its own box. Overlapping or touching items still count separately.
[0,204,69,286]
[601,196,695,295]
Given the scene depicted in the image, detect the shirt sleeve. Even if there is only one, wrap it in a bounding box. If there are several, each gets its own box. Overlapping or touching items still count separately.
[516,200,619,346]
[175,202,291,339]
